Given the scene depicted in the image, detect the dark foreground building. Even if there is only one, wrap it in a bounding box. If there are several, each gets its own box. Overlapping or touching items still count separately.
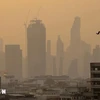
[27,19,46,78]
[90,63,100,100]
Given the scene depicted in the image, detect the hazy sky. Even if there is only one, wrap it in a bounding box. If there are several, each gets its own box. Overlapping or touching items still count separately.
[1,0,100,56]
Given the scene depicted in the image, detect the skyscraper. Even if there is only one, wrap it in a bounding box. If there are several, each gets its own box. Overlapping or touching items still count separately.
[92,45,100,62]
[5,45,22,80]
[27,19,46,78]
[46,40,52,75]
[68,59,79,78]
[0,38,3,52]
[0,38,5,71]
[52,56,57,76]
[56,35,64,76]
[64,16,91,77]
[83,52,91,78]
[70,16,81,46]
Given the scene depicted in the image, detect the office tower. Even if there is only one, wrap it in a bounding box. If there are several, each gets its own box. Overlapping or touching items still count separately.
[46,40,52,75]
[83,52,91,78]
[52,56,57,76]
[90,63,100,99]
[70,16,81,47]
[0,38,5,71]
[0,77,1,89]
[59,57,63,76]
[56,35,64,76]
[5,45,22,80]
[64,16,91,77]
[92,45,100,62]
[47,40,51,55]
[0,38,3,52]
[22,57,28,78]
[27,19,46,78]
[68,59,79,78]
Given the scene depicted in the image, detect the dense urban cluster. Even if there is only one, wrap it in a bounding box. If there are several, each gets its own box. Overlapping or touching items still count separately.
[0,17,100,99]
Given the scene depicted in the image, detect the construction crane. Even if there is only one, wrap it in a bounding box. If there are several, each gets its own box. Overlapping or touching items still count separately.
[24,10,31,56]
[35,6,42,20]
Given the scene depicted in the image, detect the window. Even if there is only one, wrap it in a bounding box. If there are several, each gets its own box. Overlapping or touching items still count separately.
[95,68,98,71]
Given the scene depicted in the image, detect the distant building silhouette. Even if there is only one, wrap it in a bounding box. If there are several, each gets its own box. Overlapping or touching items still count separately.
[46,40,52,75]
[83,52,91,78]
[68,59,79,78]
[64,16,91,77]
[52,56,57,76]
[22,56,28,78]
[27,19,46,78]
[0,38,3,52]
[5,45,22,80]
[0,38,5,71]
[92,45,100,62]
[59,57,63,76]
[56,35,64,76]
[70,16,81,47]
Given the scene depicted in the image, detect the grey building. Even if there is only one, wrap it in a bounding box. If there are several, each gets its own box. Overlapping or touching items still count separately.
[27,19,46,78]
[5,45,22,80]
[0,38,5,71]
[92,45,100,62]
[90,63,100,100]
[56,35,64,76]
[46,40,52,75]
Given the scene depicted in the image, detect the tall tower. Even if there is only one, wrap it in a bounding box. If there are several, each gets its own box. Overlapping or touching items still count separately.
[27,19,46,78]
[46,40,52,75]
[0,38,3,52]
[92,45,100,62]
[52,56,57,76]
[70,16,81,46]
[0,38,5,71]
[5,45,22,80]
[56,35,64,76]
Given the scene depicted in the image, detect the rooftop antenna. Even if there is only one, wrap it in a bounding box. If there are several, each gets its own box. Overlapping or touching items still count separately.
[24,9,31,57]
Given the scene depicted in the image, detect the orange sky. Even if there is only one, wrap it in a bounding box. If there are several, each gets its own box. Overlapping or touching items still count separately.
[0,0,100,56]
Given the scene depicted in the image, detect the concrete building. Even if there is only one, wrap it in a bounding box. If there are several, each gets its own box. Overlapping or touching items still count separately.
[83,52,91,78]
[56,35,64,76]
[52,56,57,76]
[27,19,46,78]
[64,16,91,77]
[90,63,100,100]
[0,38,5,71]
[92,45,100,62]
[5,45,22,80]
[46,40,52,75]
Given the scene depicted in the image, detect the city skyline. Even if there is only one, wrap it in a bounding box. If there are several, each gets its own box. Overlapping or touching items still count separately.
[0,16,100,78]
[0,0,100,56]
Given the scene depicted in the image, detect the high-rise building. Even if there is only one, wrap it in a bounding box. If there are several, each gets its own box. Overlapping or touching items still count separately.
[27,19,46,77]
[64,16,91,77]
[56,35,64,76]
[92,45,100,62]
[83,52,91,78]
[5,45,22,80]
[68,59,79,78]
[46,40,52,75]
[0,38,5,71]
[0,38,3,52]
[90,63,100,99]
[59,57,63,76]
[70,16,81,46]
[52,56,57,76]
